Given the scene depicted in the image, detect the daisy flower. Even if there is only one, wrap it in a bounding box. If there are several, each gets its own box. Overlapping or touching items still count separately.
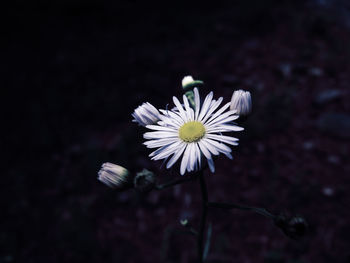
[143,88,243,175]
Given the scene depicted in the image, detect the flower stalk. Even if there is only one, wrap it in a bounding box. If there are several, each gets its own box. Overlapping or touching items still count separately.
[155,174,198,190]
[198,170,208,263]
[207,202,275,219]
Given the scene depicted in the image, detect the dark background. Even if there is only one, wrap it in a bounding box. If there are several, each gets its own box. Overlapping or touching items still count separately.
[3,0,350,262]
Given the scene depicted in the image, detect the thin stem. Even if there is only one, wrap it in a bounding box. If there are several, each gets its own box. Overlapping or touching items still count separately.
[174,228,198,236]
[207,202,275,219]
[155,175,197,190]
[198,170,208,262]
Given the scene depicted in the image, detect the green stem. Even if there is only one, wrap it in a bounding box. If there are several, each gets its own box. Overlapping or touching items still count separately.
[155,175,197,190]
[207,202,275,219]
[198,171,208,262]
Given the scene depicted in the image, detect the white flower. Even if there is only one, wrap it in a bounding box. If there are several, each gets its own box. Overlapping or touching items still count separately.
[143,88,243,175]
[132,102,161,127]
[182,76,195,87]
[230,90,252,116]
[98,162,131,189]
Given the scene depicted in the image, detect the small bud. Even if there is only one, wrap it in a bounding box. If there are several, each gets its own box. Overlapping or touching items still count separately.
[274,214,308,239]
[132,102,160,127]
[230,90,252,116]
[134,169,156,193]
[180,219,189,226]
[98,162,132,190]
[182,76,195,87]
[181,75,204,91]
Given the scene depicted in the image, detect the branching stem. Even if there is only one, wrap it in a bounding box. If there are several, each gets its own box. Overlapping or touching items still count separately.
[207,202,275,219]
[153,171,278,262]
[155,175,197,190]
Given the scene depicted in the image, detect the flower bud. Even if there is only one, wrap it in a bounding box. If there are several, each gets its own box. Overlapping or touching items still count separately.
[181,75,204,91]
[180,219,189,226]
[132,102,160,127]
[230,90,252,116]
[274,214,308,239]
[98,162,132,190]
[133,169,156,193]
[182,76,195,87]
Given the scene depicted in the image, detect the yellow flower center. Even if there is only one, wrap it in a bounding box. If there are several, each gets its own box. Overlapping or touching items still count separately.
[179,121,206,143]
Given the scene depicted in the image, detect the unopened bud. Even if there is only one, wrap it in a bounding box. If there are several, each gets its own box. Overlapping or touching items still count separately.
[182,76,195,87]
[230,90,252,116]
[98,162,132,190]
[180,219,189,226]
[181,75,204,91]
[134,169,156,193]
[132,102,160,127]
[274,214,308,239]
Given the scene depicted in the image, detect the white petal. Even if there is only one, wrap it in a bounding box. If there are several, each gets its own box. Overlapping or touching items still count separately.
[173,96,188,121]
[226,152,233,160]
[201,97,223,123]
[144,131,178,140]
[194,88,200,119]
[133,112,153,126]
[146,125,177,132]
[180,145,191,175]
[205,134,239,146]
[198,140,215,172]
[194,142,201,170]
[152,141,182,160]
[149,144,170,157]
[159,109,184,125]
[204,102,232,125]
[152,147,176,160]
[166,143,186,169]
[198,91,213,122]
[209,99,216,109]
[205,110,238,126]
[206,115,240,128]
[205,138,232,154]
[189,107,195,121]
[132,102,161,126]
[207,157,215,173]
[145,102,160,116]
[158,115,181,128]
[144,137,179,148]
[206,124,244,133]
[187,143,196,172]
[205,138,233,159]
[192,144,197,171]
[183,95,193,121]
[201,139,219,155]
[186,144,192,172]
[198,141,211,159]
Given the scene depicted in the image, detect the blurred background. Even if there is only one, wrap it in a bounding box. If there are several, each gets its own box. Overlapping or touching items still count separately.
[3,0,350,262]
